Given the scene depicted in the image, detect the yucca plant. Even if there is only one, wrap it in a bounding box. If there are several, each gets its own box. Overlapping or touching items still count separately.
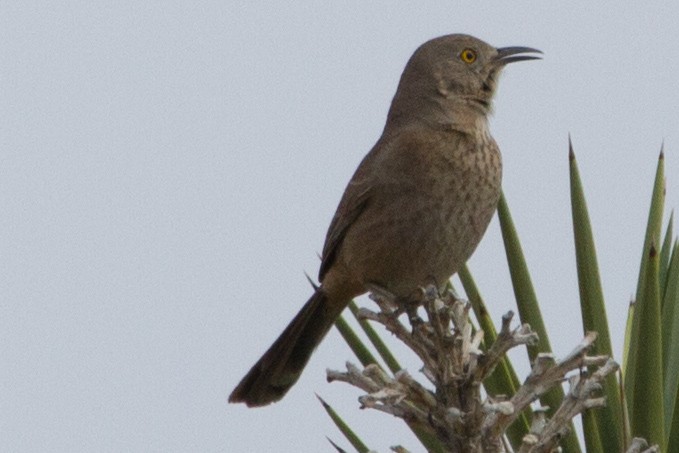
[317,141,679,452]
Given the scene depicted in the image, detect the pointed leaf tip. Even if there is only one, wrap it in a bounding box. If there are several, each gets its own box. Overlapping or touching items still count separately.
[316,393,330,408]
[326,437,347,453]
[305,272,320,290]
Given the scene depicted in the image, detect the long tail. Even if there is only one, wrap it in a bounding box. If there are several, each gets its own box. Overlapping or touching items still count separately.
[229,290,345,407]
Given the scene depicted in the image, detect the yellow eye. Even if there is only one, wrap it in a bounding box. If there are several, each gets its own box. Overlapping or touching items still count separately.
[460,48,477,64]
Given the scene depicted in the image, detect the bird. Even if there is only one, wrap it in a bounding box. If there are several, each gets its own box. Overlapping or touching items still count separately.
[230,34,541,407]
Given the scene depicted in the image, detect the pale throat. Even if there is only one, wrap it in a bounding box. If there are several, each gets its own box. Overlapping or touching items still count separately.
[439,98,493,140]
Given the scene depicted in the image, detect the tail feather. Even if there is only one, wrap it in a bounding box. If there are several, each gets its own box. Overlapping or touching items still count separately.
[229,290,343,407]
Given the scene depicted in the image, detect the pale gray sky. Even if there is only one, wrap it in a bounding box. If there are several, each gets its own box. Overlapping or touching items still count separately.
[2,2,678,452]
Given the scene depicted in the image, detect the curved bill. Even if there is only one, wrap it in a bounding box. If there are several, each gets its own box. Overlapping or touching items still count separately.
[495,46,543,65]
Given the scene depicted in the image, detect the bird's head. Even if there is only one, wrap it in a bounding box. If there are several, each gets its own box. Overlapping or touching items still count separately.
[387,34,541,132]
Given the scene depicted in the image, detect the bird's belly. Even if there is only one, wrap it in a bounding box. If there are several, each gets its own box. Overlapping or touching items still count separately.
[340,187,499,297]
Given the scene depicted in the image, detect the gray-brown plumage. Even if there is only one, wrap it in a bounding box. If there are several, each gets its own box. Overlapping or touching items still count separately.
[230,34,540,407]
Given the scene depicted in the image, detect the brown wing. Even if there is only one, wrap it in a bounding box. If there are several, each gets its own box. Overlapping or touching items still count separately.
[318,179,371,281]
[318,133,395,281]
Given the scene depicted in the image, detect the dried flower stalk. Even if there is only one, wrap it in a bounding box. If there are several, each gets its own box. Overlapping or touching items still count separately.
[327,286,625,452]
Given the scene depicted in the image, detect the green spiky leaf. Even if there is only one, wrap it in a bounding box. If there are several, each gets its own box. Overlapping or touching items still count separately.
[568,141,623,451]
[660,213,674,298]
[335,313,379,368]
[625,150,665,414]
[318,395,371,453]
[497,193,582,453]
[629,246,665,450]
[662,242,679,438]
